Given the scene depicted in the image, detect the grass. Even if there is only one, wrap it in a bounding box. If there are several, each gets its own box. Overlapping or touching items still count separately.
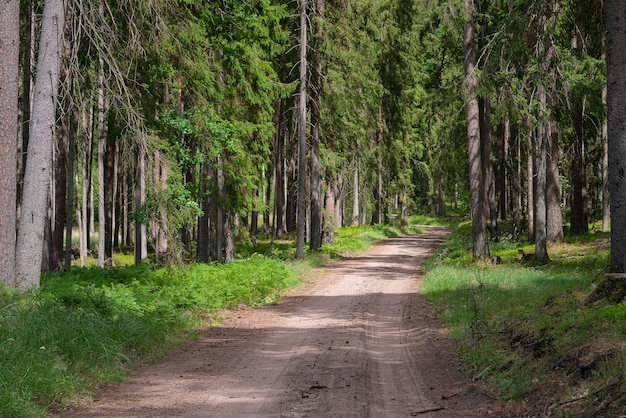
[421,220,626,416]
[0,219,420,417]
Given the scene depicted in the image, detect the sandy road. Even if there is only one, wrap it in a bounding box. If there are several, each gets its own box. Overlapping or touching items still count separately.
[64,227,495,417]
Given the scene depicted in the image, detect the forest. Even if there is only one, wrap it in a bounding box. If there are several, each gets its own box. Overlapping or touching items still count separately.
[1,0,625,290]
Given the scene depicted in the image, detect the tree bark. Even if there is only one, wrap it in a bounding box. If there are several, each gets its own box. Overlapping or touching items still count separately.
[97,61,108,267]
[15,0,67,290]
[197,160,210,263]
[52,112,69,271]
[352,157,360,225]
[134,147,147,265]
[0,0,20,286]
[602,84,610,232]
[547,120,563,242]
[509,121,522,239]
[296,0,308,259]
[480,98,497,241]
[527,131,534,242]
[273,100,286,239]
[463,0,489,259]
[64,105,77,270]
[570,99,588,235]
[534,88,549,263]
[605,0,626,272]
[104,114,116,266]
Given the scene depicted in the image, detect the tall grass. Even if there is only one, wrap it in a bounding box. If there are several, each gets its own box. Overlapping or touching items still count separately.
[421,223,626,415]
[0,218,428,416]
[0,255,296,417]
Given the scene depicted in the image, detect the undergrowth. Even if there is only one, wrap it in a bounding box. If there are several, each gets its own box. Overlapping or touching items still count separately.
[0,220,417,417]
[421,221,626,416]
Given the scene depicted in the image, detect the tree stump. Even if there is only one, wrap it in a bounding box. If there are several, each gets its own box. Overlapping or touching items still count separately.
[585,273,626,305]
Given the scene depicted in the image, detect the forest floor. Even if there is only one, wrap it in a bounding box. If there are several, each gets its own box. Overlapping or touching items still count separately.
[59,227,498,417]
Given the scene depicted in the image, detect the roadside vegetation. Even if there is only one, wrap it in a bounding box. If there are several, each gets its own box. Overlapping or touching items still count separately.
[422,221,624,417]
[4,215,618,417]
[0,223,410,417]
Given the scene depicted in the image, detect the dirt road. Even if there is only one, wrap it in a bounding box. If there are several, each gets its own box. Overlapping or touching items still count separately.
[64,227,496,417]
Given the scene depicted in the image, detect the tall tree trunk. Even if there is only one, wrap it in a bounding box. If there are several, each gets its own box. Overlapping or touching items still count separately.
[97,61,108,267]
[352,157,360,225]
[547,120,563,242]
[134,147,147,265]
[0,0,20,286]
[534,87,549,263]
[273,100,286,239]
[309,0,324,251]
[372,97,384,225]
[18,0,33,217]
[223,210,235,263]
[52,111,69,271]
[605,0,626,272]
[296,0,308,259]
[114,144,122,249]
[216,155,225,263]
[463,0,489,259]
[496,121,507,220]
[509,122,522,239]
[570,99,588,235]
[323,180,336,245]
[602,83,610,232]
[64,105,76,270]
[480,98,497,241]
[16,0,67,290]
[103,114,116,266]
[197,160,210,263]
[527,131,535,242]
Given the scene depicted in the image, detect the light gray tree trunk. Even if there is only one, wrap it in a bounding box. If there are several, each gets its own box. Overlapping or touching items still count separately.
[296,0,308,259]
[547,120,563,242]
[97,60,107,266]
[605,0,626,272]
[0,0,20,287]
[352,158,359,225]
[15,0,66,290]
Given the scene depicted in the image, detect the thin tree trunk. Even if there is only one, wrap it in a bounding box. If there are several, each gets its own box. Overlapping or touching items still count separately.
[323,180,336,245]
[463,0,489,259]
[197,160,209,263]
[103,113,115,266]
[496,121,507,220]
[134,147,147,265]
[527,130,535,242]
[18,0,33,218]
[64,106,76,270]
[97,60,107,267]
[216,154,225,263]
[509,122,522,239]
[52,111,69,271]
[273,100,286,239]
[352,157,360,225]
[570,99,588,235]
[602,83,610,232]
[296,0,308,259]
[0,0,20,286]
[534,88,549,263]
[16,0,67,289]
[547,120,563,242]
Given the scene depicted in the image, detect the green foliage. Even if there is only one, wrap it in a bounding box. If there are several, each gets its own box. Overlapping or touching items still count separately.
[0,256,297,415]
[421,225,626,415]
